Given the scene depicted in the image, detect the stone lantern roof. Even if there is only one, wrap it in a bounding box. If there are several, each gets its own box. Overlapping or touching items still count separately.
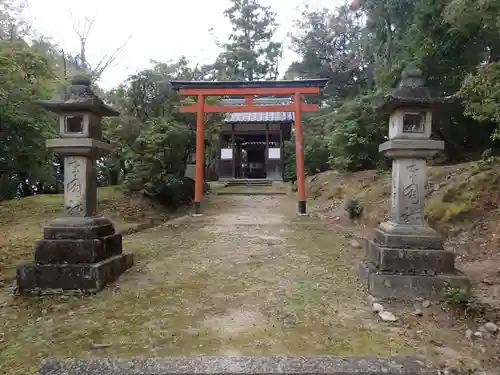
[37,76,119,117]
[377,68,456,112]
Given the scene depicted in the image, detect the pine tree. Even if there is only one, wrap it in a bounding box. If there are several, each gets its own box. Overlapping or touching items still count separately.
[214,0,282,81]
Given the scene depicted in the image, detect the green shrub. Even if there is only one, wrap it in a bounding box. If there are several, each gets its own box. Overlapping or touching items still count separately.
[345,197,364,220]
[444,286,478,316]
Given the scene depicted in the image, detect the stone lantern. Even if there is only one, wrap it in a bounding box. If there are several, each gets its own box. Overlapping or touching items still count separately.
[16,76,133,295]
[358,68,470,300]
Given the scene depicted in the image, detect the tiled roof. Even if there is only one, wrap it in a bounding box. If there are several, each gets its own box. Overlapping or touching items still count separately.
[222,97,294,124]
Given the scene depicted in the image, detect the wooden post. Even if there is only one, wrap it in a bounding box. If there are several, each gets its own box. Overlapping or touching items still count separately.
[231,130,235,179]
[217,132,223,180]
[294,92,306,214]
[279,129,284,180]
[265,125,269,179]
[194,94,205,215]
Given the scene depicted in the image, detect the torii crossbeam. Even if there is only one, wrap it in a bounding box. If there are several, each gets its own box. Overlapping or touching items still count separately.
[170,79,329,215]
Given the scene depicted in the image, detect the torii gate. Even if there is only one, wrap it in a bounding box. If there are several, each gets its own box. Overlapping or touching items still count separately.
[170,79,328,215]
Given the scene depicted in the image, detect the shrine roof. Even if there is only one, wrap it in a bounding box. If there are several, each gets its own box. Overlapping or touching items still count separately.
[222,97,294,124]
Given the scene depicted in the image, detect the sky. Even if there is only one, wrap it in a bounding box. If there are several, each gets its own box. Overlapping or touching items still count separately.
[23,0,341,90]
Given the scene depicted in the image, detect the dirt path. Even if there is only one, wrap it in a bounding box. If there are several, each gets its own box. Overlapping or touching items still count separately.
[0,193,494,373]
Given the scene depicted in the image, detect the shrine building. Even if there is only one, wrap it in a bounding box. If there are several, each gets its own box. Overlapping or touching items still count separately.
[218,97,293,182]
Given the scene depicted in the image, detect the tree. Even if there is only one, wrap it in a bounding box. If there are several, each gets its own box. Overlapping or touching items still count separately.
[212,0,282,81]
[284,0,500,171]
[69,15,131,81]
[0,0,30,40]
[102,57,223,206]
[0,40,57,199]
[287,5,372,99]
[444,0,500,141]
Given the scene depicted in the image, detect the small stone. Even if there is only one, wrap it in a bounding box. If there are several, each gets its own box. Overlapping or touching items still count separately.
[334,216,340,221]
[484,322,499,333]
[372,303,384,313]
[437,360,448,369]
[430,339,444,347]
[414,308,423,317]
[91,342,112,349]
[481,279,494,285]
[349,239,362,249]
[379,311,397,322]
[473,331,483,339]
[422,300,431,308]
[465,329,473,340]
[443,366,460,375]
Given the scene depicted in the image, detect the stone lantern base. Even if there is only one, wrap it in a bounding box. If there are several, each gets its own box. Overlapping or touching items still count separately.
[16,217,133,295]
[358,222,471,301]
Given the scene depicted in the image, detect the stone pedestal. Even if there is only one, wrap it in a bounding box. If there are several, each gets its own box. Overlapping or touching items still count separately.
[17,163,134,295]
[359,141,470,300]
[16,75,133,296]
[17,216,133,295]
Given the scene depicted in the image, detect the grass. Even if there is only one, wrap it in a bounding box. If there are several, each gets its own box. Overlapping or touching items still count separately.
[425,166,500,233]
[0,186,175,282]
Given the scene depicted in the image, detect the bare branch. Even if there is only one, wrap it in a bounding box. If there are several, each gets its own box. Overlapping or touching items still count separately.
[92,34,132,80]
[68,12,131,80]
[69,11,96,71]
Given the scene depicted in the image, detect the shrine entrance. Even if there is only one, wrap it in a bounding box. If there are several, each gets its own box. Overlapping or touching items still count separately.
[170,79,328,215]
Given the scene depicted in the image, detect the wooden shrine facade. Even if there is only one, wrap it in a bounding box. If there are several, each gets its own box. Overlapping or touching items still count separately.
[218,97,293,182]
[170,79,328,215]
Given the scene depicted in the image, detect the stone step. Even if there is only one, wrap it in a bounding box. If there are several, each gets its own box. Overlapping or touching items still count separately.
[17,253,134,296]
[224,179,273,187]
[373,227,443,250]
[36,356,437,375]
[358,260,471,301]
[366,240,456,275]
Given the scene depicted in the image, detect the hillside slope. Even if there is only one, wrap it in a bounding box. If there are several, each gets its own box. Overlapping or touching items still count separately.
[306,160,500,308]
[0,186,185,283]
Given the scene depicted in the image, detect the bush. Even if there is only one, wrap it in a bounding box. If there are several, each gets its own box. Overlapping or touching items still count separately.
[283,137,331,182]
[326,95,387,172]
[345,197,364,220]
[444,286,478,316]
[283,141,297,183]
[143,175,195,208]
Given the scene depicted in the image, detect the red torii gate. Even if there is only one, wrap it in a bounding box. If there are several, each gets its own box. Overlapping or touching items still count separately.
[170,79,328,215]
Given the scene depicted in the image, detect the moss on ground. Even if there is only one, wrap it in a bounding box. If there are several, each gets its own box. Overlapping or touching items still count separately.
[0,194,411,374]
[0,186,176,282]
[0,192,495,374]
